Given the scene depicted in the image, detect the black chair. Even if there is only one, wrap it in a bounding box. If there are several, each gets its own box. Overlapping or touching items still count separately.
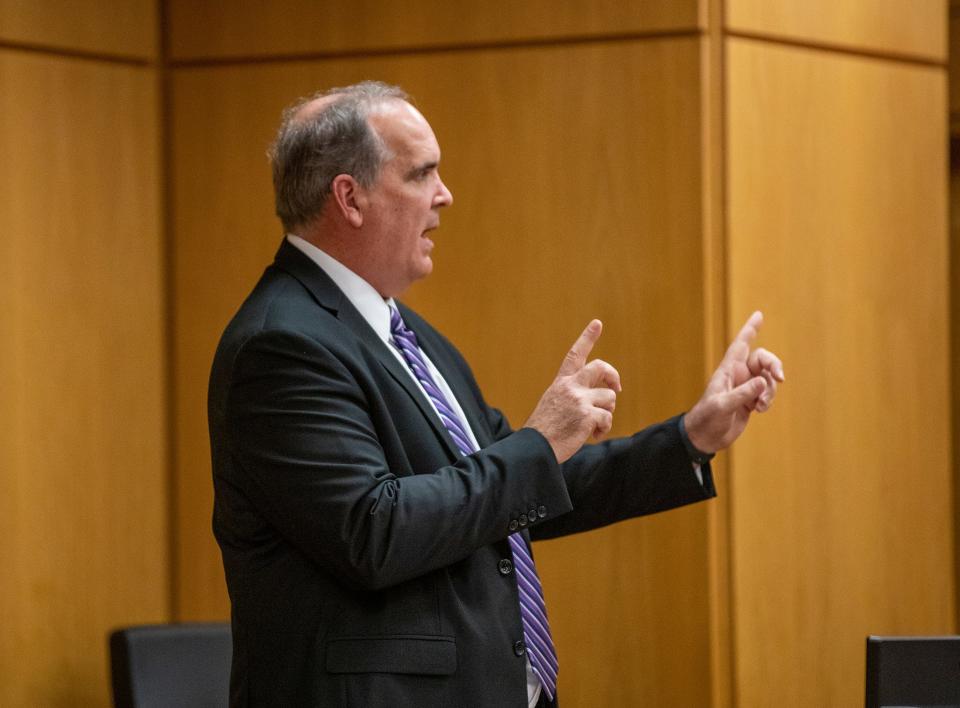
[109,623,232,708]
[865,635,960,708]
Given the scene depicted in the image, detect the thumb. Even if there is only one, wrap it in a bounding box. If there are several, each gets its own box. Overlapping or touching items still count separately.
[557,319,602,376]
[723,376,766,411]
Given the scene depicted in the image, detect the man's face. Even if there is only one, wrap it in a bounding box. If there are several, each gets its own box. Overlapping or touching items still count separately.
[360,101,453,297]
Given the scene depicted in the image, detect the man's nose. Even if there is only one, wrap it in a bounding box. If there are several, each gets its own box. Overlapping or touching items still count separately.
[435,176,453,207]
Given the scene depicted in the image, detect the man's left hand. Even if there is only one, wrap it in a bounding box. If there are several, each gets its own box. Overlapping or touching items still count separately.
[683,310,785,454]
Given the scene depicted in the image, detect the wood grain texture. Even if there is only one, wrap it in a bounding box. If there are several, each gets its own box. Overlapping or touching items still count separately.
[727,0,947,61]
[0,0,157,58]
[950,10,960,133]
[167,0,699,61]
[171,38,713,705]
[727,37,954,707]
[0,51,166,706]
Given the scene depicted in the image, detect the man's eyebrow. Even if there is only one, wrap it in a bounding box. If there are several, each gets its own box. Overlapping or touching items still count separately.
[404,161,438,179]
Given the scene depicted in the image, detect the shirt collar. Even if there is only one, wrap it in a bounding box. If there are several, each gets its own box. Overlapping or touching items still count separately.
[286,234,395,344]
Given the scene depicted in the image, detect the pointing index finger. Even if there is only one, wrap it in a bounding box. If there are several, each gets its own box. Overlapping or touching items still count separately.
[558,319,602,376]
[721,310,763,366]
[734,310,763,346]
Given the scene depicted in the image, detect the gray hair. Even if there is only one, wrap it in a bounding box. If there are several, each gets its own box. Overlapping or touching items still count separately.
[269,81,410,232]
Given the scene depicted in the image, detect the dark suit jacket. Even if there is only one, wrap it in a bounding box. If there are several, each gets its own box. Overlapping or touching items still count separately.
[208,239,716,707]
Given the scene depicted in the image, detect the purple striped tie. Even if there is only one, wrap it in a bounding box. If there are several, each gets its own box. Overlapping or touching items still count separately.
[389,306,559,699]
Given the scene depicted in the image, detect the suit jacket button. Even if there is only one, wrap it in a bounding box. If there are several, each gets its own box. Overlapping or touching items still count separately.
[498,558,514,575]
[513,641,526,657]
[528,508,538,522]
[508,519,519,531]
[518,514,528,527]
[538,505,547,518]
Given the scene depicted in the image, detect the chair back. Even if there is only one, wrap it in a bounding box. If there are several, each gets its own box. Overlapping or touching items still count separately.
[109,623,231,708]
[865,635,960,708]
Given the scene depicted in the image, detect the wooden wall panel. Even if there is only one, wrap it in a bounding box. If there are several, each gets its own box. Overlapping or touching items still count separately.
[727,38,953,707]
[952,149,960,635]
[727,0,947,61]
[952,3,960,632]
[172,38,714,705]
[0,51,166,706]
[0,0,157,58]
[167,0,699,61]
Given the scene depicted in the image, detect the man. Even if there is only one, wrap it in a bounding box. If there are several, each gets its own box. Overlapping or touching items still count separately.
[209,81,783,707]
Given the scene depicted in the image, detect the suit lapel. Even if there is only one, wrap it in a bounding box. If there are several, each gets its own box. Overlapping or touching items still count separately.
[273,240,462,461]
[341,304,463,461]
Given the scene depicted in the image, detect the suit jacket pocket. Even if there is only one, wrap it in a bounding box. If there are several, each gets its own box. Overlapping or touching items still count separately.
[325,635,457,676]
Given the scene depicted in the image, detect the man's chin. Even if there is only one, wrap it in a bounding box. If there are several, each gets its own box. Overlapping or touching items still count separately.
[391,262,433,297]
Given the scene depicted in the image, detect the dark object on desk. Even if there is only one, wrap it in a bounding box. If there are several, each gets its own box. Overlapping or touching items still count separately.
[865,635,960,708]
[109,623,231,708]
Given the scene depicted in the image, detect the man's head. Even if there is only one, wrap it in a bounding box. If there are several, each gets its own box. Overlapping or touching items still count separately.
[270,81,453,297]
[270,81,405,232]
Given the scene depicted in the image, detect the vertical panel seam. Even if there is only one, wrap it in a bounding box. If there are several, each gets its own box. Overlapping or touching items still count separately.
[704,0,735,704]
[158,0,179,623]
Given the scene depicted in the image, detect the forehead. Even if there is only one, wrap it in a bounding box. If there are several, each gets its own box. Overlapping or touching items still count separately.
[368,101,440,162]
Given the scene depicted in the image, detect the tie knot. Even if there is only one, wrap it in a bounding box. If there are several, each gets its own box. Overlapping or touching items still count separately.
[390,306,420,351]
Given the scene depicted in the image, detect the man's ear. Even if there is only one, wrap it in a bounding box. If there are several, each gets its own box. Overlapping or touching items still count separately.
[330,174,365,228]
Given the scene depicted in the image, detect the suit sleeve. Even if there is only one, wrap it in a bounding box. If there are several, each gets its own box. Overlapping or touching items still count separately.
[529,416,716,541]
[224,329,573,592]
[454,348,716,541]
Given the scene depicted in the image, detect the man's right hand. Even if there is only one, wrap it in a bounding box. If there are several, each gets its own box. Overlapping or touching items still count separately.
[523,320,621,463]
